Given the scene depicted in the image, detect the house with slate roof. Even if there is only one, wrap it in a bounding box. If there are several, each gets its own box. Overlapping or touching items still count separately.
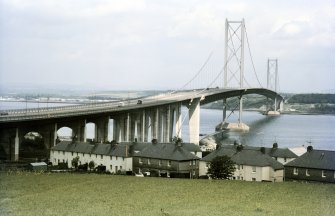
[285,149,335,183]
[132,142,200,178]
[50,141,132,173]
[200,145,284,182]
[264,144,299,165]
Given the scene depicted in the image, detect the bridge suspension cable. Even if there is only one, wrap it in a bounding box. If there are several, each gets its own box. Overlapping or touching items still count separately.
[244,24,263,88]
[177,51,214,91]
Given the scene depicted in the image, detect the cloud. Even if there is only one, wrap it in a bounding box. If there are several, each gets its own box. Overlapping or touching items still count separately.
[2,0,147,18]
[273,21,313,39]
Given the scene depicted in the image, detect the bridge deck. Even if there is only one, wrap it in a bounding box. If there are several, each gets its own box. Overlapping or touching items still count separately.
[0,88,282,123]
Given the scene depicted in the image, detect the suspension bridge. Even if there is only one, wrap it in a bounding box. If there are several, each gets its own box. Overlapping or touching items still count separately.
[0,19,283,161]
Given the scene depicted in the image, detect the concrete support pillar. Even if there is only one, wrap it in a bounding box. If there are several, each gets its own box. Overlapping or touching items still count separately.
[175,103,182,138]
[96,116,109,143]
[238,96,243,124]
[14,128,19,161]
[188,98,200,145]
[118,117,125,142]
[168,106,174,142]
[151,108,159,140]
[53,123,58,146]
[222,99,227,122]
[112,119,118,141]
[163,107,170,143]
[132,119,138,142]
[126,113,131,142]
[73,119,86,142]
[141,110,148,142]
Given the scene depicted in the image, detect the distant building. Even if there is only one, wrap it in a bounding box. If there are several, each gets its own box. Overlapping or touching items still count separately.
[132,142,200,178]
[285,149,335,183]
[200,145,285,182]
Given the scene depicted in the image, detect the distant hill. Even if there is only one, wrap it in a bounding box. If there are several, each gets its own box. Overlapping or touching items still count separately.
[287,94,335,104]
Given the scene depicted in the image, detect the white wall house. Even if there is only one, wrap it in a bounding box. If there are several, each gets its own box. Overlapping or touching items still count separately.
[50,141,132,173]
[199,145,284,182]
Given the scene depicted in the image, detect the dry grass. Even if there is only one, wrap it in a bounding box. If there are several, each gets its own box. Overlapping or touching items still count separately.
[0,172,334,216]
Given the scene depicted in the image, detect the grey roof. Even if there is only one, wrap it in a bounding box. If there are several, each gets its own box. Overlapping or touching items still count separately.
[133,143,199,161]
[266,147,298,158]
[201,145,284,170]
[121,141,201,153]
[51,141,131,157]
[285,150,335,170]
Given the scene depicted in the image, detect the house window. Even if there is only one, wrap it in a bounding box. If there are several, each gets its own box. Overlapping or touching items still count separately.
[95,154,97,158]
[122,157,124,161]
[120,166,122,170]
[237,165,240,170]
[110,165,113,171]
[76,153,78,156]
[284,157,287,162]
[252,178,256,181]
[294,168,298,175]
[159,160,162,166]
[116,156,118,160]
[252,166,256,173]
[115,166,118,173]
[110,156,113,160]
[148,159,151,165]
[63,151,65,155]
[100,155,103,159]
[306,169,310,176]
[82,153,84,157]
[322,170,326,178]
[139,158,142,164]
[241,165,243,169]
[168,160,171,167]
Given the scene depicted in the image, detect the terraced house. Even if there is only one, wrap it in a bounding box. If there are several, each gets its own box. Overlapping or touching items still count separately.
[50,140,201,178]
[50,141,132,173]
[285,149,335,183]
[132,141,201,178]
[200,145,287,182]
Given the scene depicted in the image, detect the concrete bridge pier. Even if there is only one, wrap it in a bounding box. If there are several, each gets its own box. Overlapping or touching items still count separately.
[188,98,200,145]
[94,116,109,143]
[265,97,283,116]
[216,96,249,132]
[71,120,86,142]
[14,128,19,161]
[175,103,182,138]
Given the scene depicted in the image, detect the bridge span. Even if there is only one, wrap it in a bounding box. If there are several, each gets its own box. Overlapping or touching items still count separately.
[0,87,283,161]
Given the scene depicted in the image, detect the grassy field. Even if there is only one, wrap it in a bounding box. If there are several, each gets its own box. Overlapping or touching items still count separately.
[0,172,334,216]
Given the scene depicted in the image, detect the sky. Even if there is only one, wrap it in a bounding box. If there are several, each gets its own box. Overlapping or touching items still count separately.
[1,0,334,93]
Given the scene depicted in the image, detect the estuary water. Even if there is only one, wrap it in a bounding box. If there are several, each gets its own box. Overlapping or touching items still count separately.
[1,101,334,151]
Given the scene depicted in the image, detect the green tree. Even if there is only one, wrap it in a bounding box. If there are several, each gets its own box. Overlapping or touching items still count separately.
[71,156,80,170]
[88,160,95,171]
[207,156,236,180]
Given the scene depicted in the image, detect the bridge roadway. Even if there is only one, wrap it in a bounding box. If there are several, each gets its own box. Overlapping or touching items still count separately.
[0,87,283,161]
[0,87,282,123]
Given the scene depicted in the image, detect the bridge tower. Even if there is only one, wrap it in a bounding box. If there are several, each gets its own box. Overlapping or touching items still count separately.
[266,59,282,115]
[219,19,249,131]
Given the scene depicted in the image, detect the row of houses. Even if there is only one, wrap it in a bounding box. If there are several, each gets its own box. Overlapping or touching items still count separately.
[50,141,335,183]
